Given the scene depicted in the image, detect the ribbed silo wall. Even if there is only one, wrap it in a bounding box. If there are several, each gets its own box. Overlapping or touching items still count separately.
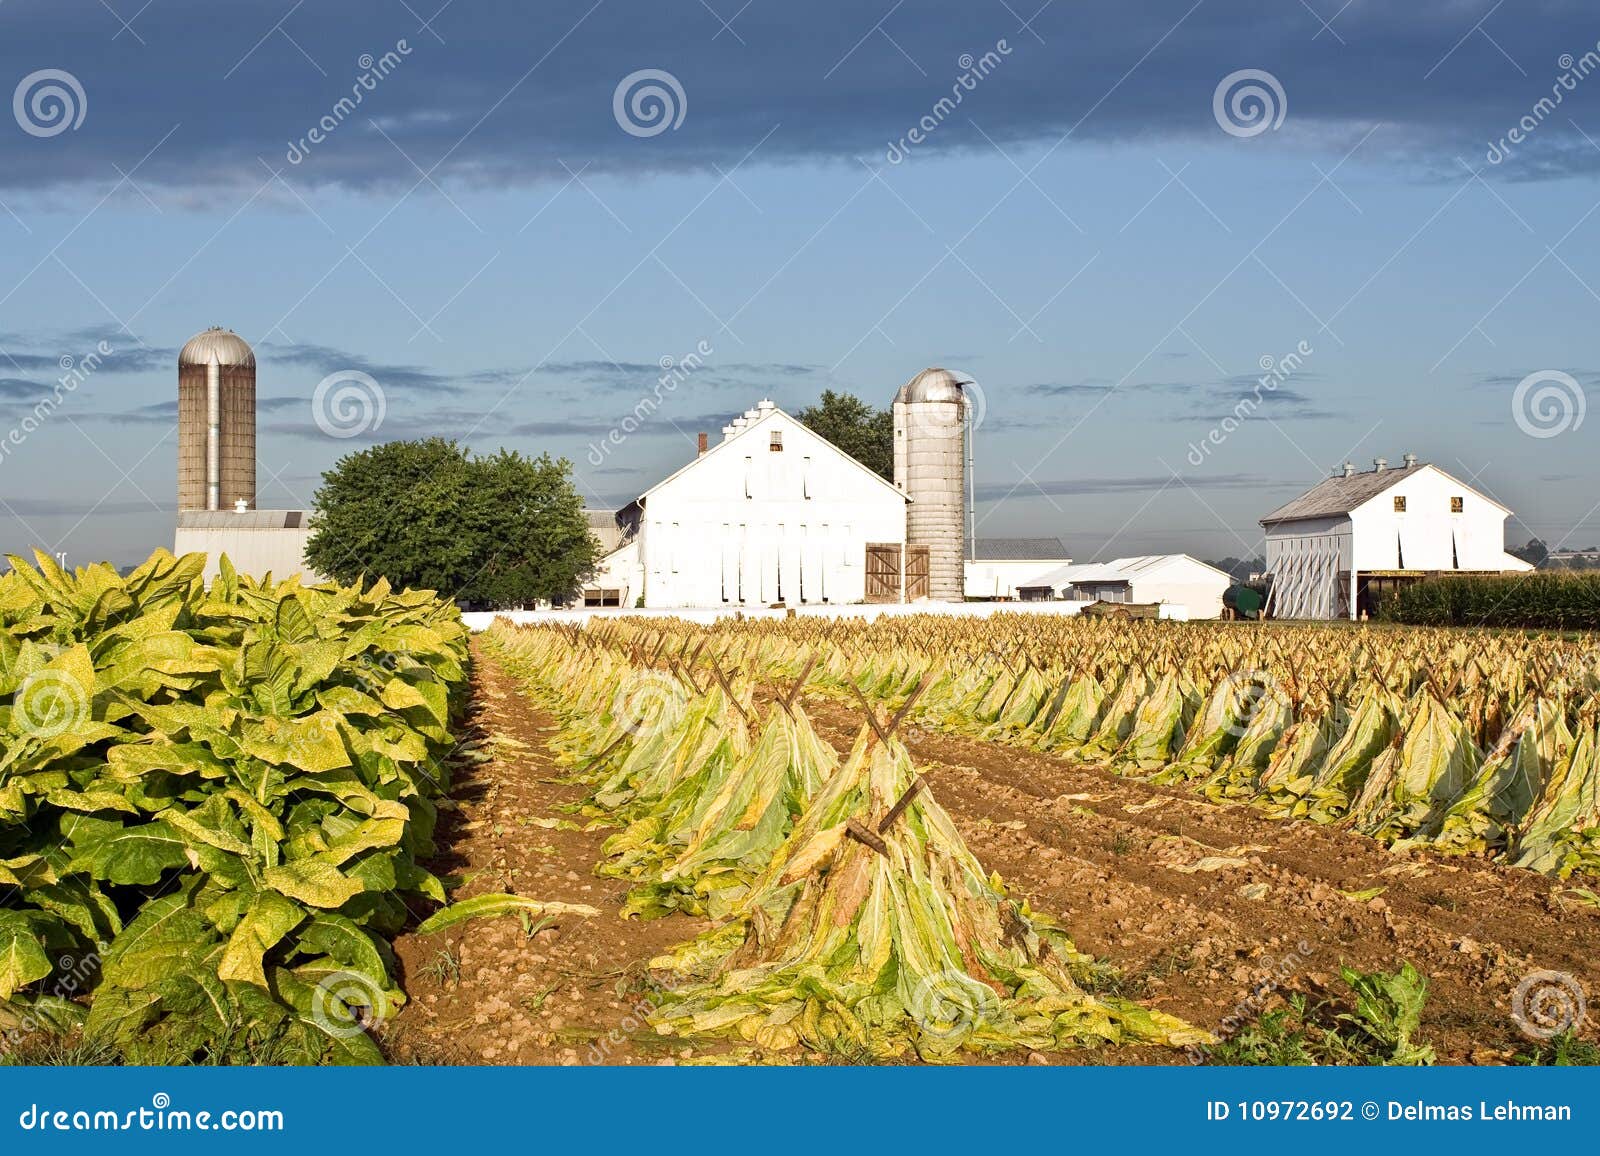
[896,398,966,601]
[220,364,256,511]
[177,364,209,511]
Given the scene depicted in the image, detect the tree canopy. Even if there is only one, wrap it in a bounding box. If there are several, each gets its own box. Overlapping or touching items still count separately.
[305,438,599,608]
[795,390,893,480]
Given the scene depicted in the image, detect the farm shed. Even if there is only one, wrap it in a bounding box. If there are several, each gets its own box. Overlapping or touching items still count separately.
[174,509,324,585]
[1022,554,1230,618]
[963,537,1073,600]
[598,400,910,609]
[1260,457,1533,620]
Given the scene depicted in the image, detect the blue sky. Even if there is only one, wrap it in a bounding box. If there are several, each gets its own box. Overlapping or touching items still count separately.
[1,0,1598,567]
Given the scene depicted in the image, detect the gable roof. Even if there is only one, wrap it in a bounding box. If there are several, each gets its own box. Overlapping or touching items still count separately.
[1261,462,1512,525]
[177,510,309,530]
[971,536,1069,560]
[631,401,909,506]
[1260,463,1428,524]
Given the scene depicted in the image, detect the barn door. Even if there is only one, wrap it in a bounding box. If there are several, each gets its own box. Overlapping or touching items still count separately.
[904,546,930,601]
[865,544,902,604]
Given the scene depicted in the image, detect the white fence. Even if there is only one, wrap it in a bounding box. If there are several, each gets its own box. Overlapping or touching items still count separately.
[462,600,1192,632]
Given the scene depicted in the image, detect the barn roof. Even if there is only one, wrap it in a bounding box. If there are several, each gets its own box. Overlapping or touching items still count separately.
[1260,463,1430,524]
[630,401,908,507]
[176,510,308,529]
[971,536,1069,560]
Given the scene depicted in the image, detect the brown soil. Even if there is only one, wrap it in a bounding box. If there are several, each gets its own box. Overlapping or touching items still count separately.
[385,640,1600,1065]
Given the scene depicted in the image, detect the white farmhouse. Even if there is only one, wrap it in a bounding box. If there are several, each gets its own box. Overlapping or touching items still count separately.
[1261,456,1533,620]
[592,400,910,609]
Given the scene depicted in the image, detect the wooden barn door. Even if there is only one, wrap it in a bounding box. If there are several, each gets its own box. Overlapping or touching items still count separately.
[865,544,902,603]
[904,546,930,601]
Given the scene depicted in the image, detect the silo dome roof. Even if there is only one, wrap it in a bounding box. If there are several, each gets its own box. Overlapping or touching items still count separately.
[179,327,255,368]
[895,366,965,404]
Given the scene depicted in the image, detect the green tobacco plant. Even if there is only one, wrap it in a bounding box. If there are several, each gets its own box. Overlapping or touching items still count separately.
[0,549,471,1064]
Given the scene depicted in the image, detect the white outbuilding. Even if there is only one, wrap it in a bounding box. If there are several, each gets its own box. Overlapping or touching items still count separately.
[593,400,911,609]
[963,538,1073,600]
[1261,456,1533,620]
[1021,554,1231,618]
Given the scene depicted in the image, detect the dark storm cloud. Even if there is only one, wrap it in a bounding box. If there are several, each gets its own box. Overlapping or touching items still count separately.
[4,1,1599,195]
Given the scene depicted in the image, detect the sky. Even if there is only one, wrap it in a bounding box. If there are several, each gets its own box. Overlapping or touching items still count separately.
[1,0,1598,568]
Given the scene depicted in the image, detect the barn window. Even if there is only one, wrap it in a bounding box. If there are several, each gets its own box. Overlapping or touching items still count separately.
[770,431,783,452]
[1450,496,1464,513]
[802,456,811,499]
[1393,496,1407,512]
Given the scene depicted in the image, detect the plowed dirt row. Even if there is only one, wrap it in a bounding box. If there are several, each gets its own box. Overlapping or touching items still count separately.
[801,697,1600,1063]
[385,642,1599,1065]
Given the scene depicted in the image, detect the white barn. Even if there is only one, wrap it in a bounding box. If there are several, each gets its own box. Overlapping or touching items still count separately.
[594,400,910,609]
[1261,457,1533,620]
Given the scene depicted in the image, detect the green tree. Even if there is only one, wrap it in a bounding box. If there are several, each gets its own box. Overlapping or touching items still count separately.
[306,438,599,608]
[796,390,894,480]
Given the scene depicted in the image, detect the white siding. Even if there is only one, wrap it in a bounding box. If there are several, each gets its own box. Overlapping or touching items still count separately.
[632,408,907,609]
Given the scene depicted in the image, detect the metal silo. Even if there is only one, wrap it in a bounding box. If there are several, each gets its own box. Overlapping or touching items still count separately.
[893,367,970,602]
[178,327,256,512]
